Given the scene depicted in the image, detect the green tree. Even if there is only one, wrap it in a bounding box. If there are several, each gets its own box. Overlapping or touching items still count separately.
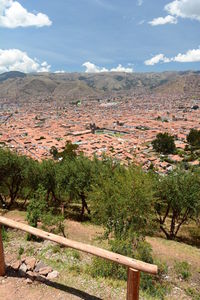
[26,185,65,239]
[187,129,200,148]
[155,169,200,240]
[58,154,94,220]
[50,141,79,160]
[0,148,32,208]
[90,164,155,239]
[152,133,176,154]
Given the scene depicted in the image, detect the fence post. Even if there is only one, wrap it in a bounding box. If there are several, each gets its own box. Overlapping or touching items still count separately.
[127,268,140,300]
[0,225,6,276]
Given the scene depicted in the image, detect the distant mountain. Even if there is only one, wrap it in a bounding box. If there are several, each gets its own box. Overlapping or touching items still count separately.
[0,71,199,103]
[0,71,26,82]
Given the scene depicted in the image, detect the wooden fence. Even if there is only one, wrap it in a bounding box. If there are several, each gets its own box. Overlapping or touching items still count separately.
[0,216,158,300]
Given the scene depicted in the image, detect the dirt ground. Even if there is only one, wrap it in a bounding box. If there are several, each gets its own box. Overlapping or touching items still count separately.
[1,210,200,300]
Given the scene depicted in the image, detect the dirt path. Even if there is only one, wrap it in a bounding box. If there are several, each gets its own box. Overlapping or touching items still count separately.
[1,210,199,300]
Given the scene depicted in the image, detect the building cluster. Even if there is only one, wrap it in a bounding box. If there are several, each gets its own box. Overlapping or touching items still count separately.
[0,92,199,173]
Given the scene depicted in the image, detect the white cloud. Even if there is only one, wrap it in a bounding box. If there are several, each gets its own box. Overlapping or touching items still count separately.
[0,0,52,28]
[165,0,200,21]
[137,0,143,6]
[82,62,108,73]
[54,70,66,73]
[82,62,133,73]
[144,54,171,66]
[149,15,177,26]
[145,47,200,65]
[173,48,200,62]
[0,49,51,73]
[110,64,133,73]
[149,0,200,26]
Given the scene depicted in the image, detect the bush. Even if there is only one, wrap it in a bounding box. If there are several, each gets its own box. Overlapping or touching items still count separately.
[187,129,200,148]
[89,237,168,298]
[152,133,176,154]
[26,185,65,239]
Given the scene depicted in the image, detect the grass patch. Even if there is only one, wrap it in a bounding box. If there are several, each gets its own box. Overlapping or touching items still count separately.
[185,287,200,300]
[174,261,191,280]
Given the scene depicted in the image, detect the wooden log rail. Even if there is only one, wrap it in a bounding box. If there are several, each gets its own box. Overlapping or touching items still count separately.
[0,216,158,300]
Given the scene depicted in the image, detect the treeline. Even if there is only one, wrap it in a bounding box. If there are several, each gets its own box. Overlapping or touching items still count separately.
[0,142,200,242]
[1,143,200,297]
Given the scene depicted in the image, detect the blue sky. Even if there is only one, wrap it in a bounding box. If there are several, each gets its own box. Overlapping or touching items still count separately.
[0,0,200,73]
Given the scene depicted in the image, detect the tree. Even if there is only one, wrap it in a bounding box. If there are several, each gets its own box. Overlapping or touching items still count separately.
[152,133,176,154]
[26,185,65,239]
[187,129,200,148]
[0,148,31,208]
[155,169,200,240]
[50,141,79,160]
[89,164,155,239]
[58,154,94,220]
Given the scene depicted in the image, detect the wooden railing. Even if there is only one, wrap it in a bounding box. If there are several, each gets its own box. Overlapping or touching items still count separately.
[0,216,158,300]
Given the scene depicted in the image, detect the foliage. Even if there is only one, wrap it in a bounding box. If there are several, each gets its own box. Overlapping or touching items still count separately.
[18,245,25,258]
[26,185,65,239]
[185,287,200,300]
[174,261,191,280]
[152,132,176,154]
[90,238,152,280]
[154,169,200,240]
[187,129,200,148]
[90,238,167,299]
[1,226,8,241]
[58,154,95,219]
[26,185,47,228]
[0,148,34,208]
[50,141,79,160]
[90,164,155,239]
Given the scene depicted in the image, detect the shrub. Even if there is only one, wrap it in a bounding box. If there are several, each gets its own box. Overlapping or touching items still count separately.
[152,133,176,154]
[187,129,200,148]
[89,237,168,298]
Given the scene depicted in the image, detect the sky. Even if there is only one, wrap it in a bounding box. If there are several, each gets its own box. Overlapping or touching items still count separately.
[0,0,200,73]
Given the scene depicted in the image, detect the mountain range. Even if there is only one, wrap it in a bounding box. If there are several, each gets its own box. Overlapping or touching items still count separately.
[0,71,200,103]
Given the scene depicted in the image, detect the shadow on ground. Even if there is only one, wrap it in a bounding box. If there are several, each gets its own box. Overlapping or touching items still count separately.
[6,266,102,300]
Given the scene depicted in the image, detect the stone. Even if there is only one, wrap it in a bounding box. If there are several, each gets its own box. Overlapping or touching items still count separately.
[19,263,27,273]
[25,278,33,284]
[38,266,53,276]
[11,260,21,271]
[47,270,59,280]
[25,257,36,271]
[20,255,26,263]
[27,271,36,278]
[34,261,47,273]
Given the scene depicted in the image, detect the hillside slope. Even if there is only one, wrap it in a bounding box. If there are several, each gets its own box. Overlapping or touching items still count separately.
[0,71,199,103]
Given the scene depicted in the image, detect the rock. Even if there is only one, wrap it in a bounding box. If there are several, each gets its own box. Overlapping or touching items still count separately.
[11,260,21,271]
[19,263,27,273]
[38,266,53,276]
[25,278,33,284]
[27,271,36,278]
[20,255,26,263]
[34,261,47,273]
[47,270,59,280]
[25,257,36,271]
